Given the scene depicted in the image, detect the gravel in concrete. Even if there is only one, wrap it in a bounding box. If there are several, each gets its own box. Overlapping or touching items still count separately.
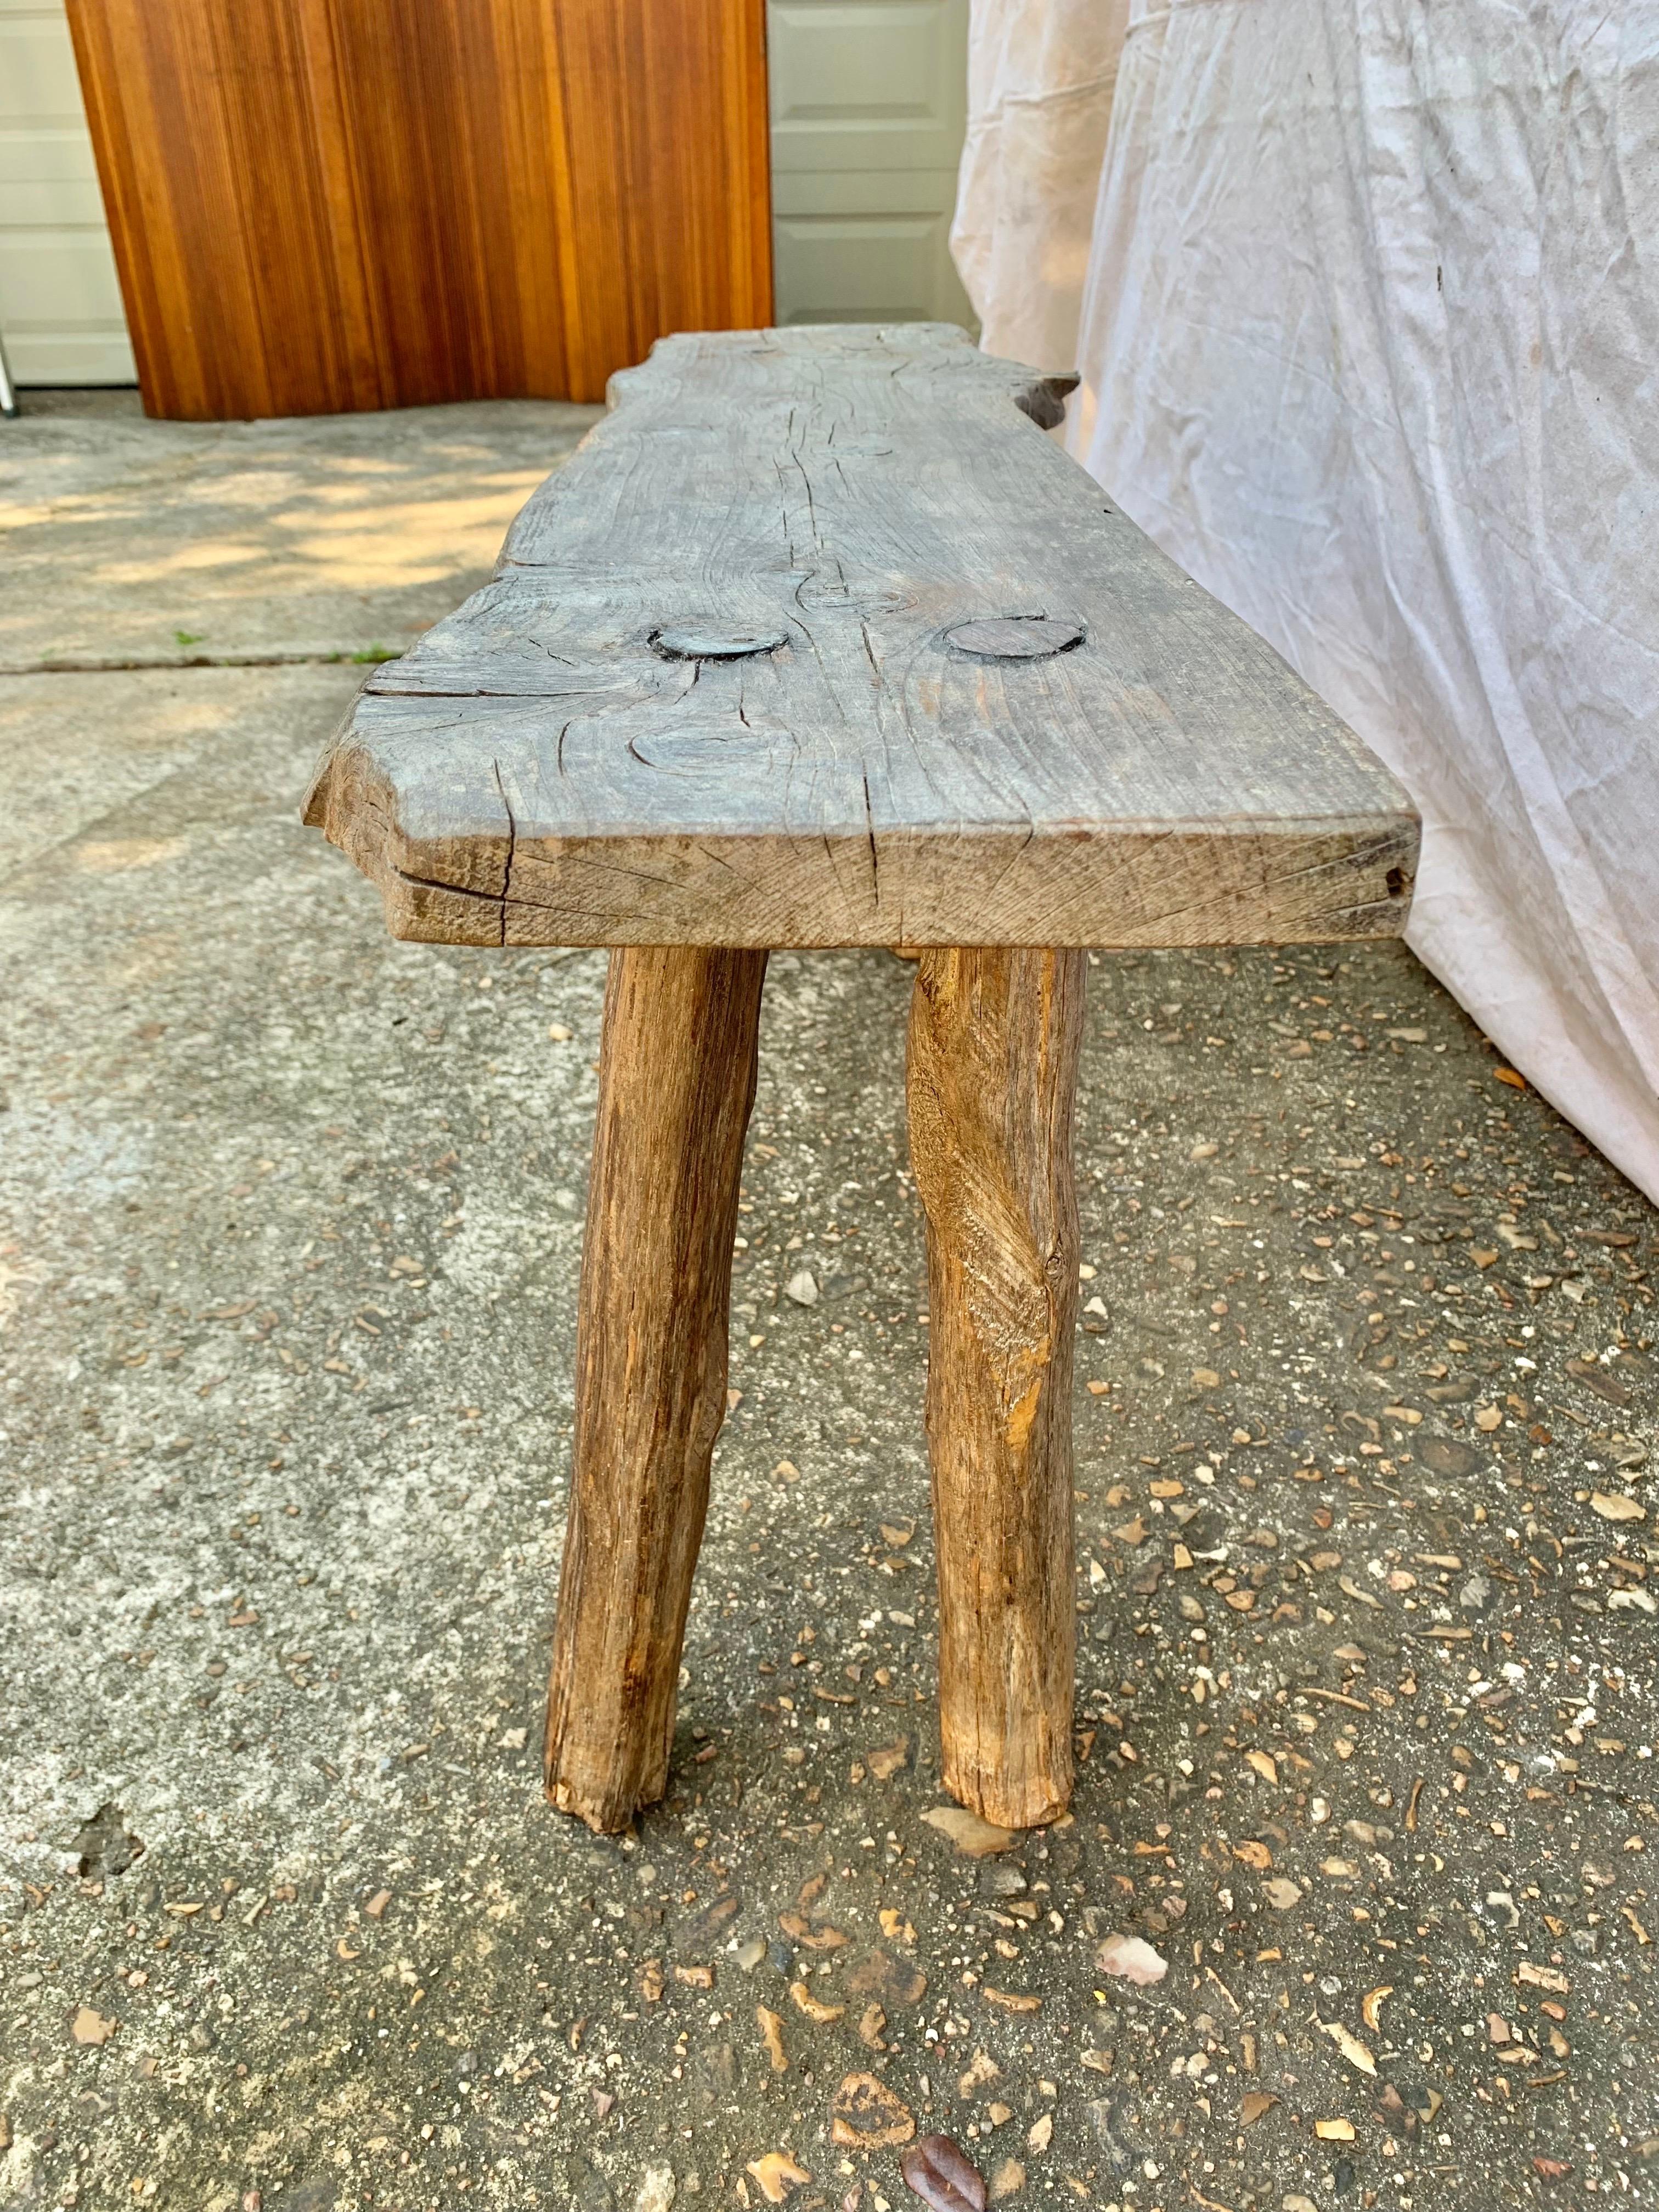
[1,397,1655,2212]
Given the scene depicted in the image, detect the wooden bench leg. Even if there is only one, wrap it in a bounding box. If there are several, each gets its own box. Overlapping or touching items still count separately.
[906,945,1085,1829]
[544,945,768,1832]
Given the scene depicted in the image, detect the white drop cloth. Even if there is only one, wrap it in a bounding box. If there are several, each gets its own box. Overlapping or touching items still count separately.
[950,0,1130,369]
[955,1,1659,1205]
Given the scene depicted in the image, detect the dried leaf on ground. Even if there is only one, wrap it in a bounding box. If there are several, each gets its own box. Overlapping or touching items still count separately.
[1240,2092,1277,2125]
[1361,1985,1393,2031]
[900,2134,988,2212]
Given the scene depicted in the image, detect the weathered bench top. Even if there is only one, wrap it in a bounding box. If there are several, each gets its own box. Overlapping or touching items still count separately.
[304,323,1418,947]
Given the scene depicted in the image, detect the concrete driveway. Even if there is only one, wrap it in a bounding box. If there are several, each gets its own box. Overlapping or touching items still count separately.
[1,391,1654,2212]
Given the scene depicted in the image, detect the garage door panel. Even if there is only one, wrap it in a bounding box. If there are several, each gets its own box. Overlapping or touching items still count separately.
[771,163,961,217]
[768,0,970,328]
[0,15,89,120]
[0,128,108,223]
[0,236,135,382]
[770,0,965,174]
[773,206,969,328]
[1,227,124,316]
[0,1,135,383]
[4,329,134,381]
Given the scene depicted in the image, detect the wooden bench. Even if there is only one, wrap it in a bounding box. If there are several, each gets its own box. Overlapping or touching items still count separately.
[305,323,1418,1835]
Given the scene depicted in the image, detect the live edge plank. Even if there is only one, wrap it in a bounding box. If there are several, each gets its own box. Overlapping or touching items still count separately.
[304,323,1418,951]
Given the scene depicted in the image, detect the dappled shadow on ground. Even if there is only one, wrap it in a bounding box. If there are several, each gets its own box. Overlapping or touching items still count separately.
[0,395,597,670]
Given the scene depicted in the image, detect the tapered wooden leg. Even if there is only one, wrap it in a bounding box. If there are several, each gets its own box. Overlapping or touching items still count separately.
[544,945,768,1832]
[906,945,1084,1829]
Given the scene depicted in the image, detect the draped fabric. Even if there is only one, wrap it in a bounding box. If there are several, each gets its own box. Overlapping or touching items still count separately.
[955,1,1659,1204]
[950,0,1130,370]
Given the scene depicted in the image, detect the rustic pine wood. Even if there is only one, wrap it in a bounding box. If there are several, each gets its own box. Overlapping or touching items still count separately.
[907,945,1084,1828]
[544,945,766,1833]
[66,0,771,420]
[305,323,1419,946]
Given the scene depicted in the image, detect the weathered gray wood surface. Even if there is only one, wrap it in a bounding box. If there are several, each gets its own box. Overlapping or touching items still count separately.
[304,323,1418,947]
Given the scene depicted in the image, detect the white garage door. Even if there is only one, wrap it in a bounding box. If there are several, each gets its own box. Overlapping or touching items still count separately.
[769,0,973,330]
[0,0,134,385]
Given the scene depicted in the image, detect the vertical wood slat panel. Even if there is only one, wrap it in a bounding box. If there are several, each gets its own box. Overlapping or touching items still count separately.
[65,0,772,419]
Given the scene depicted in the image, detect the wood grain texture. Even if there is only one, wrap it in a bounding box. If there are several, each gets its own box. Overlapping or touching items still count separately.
[306,323,1420,948]
[65,0,771,420]
[544,944,766,1833]
[907,945,1083,1829]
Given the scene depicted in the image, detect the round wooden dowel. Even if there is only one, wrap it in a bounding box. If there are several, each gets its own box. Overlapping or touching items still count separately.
[906,944,1085,1829]
[544,944,767,1832]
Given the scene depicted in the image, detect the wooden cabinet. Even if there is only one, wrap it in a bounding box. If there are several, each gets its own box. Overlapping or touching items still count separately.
[65,0,772,418]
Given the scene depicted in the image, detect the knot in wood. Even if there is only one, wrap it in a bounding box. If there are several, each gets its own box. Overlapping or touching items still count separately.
[944,614,1084,661]
[652,623,789,661]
